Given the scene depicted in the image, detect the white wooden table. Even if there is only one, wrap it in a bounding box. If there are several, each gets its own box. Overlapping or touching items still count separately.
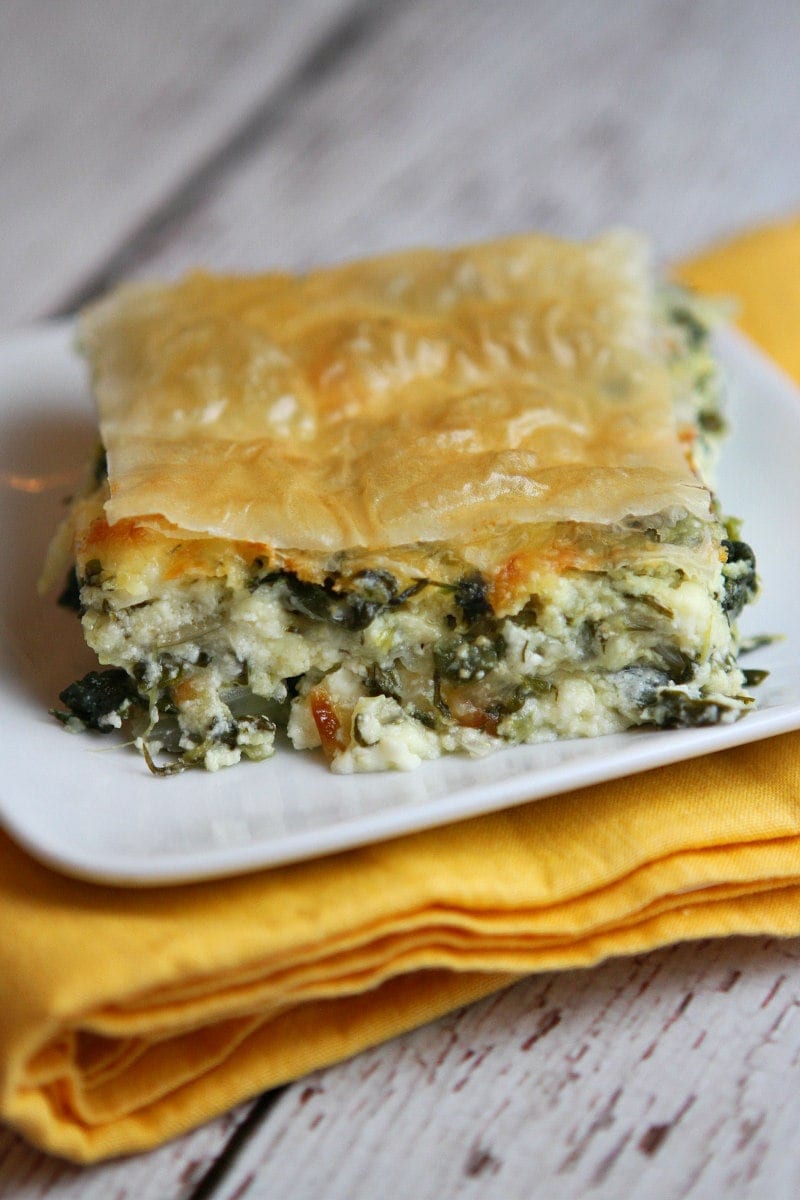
[2,2,800,1195]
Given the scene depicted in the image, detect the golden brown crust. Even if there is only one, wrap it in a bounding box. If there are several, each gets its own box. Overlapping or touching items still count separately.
[78,231,709,561]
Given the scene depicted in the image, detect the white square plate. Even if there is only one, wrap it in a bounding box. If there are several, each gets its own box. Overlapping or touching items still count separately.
[1,323,797,886]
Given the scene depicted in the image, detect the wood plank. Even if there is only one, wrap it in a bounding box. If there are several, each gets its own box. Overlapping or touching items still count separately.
[212,937,800,1200]
[0,0,358,325]
[103,0,800,282]
[0,1098,268,1200]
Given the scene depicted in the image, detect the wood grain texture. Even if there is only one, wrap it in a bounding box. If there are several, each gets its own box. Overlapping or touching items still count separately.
[0,0,359,325]
[0,1101,260,1200]
[210,937,800,1200]
[104,0,800,282]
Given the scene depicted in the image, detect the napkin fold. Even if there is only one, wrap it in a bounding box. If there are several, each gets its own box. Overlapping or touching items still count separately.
[3,217,800,1163]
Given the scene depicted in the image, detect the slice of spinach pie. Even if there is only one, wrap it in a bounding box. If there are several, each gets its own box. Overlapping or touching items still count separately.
[43,230,760,773]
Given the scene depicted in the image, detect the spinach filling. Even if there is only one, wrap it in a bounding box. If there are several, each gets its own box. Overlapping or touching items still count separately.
[649,689,742,729]
[667,304,708,351]
[662,291,729,443]
[54,667,143,731]
[434,630,506,683]
[721,539,758,619]
[57,566,83,613]
[255,567,431,632]
[53,521,761,764]
[365,663,403,703]
[452,572,493,625]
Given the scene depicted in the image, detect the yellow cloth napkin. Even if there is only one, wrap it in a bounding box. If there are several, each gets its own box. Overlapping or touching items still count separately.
[3,218,800,1164]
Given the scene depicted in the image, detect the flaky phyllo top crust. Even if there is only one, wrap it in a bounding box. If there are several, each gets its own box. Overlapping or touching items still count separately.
[79,231,709,555]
